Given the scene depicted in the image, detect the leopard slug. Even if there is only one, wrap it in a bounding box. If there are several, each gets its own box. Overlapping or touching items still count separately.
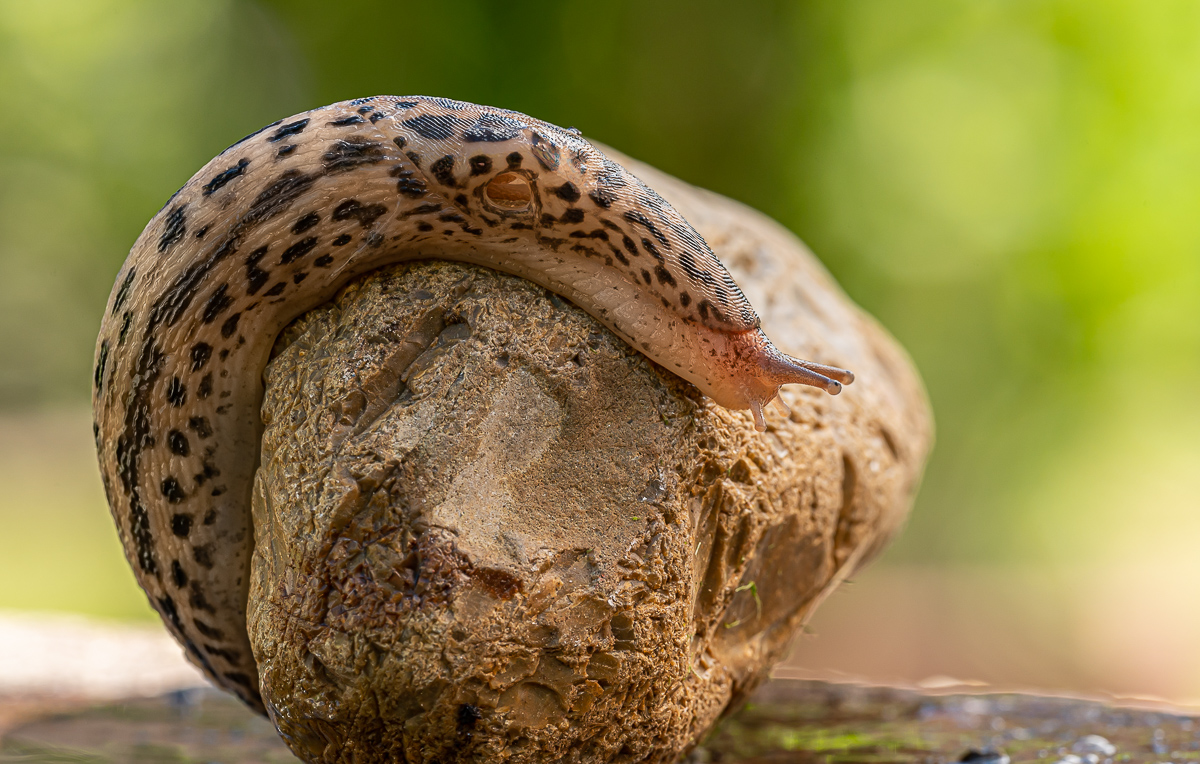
[91,96,854,712]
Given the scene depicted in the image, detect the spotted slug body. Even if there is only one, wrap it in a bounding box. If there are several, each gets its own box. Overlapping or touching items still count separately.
[91,95,853,712]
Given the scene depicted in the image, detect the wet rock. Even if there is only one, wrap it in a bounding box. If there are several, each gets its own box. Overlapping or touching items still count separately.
[959,749,1011,764]
[1075,734,1118,756]
[246,151,932,763]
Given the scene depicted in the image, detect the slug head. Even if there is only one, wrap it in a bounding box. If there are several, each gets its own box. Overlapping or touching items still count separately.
[711,329,855,432]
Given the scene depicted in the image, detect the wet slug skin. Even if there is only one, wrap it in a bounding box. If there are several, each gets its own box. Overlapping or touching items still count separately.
[91,95,853,711]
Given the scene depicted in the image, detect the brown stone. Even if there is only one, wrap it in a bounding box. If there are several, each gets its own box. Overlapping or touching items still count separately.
[246,151,933,763]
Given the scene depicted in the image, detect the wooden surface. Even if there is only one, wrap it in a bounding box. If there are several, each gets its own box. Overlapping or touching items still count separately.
[3,678,1195,763]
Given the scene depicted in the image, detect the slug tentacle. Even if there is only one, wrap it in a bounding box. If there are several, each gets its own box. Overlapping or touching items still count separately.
[91,95,853,712]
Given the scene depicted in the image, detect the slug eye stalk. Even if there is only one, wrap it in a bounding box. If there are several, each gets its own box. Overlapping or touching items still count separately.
[746,343,855,432]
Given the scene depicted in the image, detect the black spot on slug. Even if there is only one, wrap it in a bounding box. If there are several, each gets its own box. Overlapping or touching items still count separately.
[118,312,131,346]
[401,114,466,140]
[333,199,388,228]
[202,158,249,196]
[654,264,677,287]
[554,181,581,203]
[267,118,309,142]
[677,246,713,285]
[291,212,320,234]
[94,341,108,393]
[560,208,585,224]
[332,234,352,246]
[589,189,616,208]
[171,513,192,537]
[111,269,136,315]
[159,204,187,253]
[329,114,364,126]
[469,155,492,175]
[679,291,691,307]
[245,246,270,295]
[314,254,333,267]
[597,159,628,188]
[622,235,638,257]
[193,619,223,640]
[194,458,220,485]
[201,284,233,324]
[396,175,428,197]
[205,644,241,662]
[506,151,523,168]
[190,342,212,371]
[171,560,188,588]
[243,169,320,228]
[156,595,182,632]
[430,155,457,187]
[280,237,317,264]
[223,671,256,690]
[188,416,212,439]
[197,372,213,399]
[167,429,190,457]
[220,312,240,339]
[624,210,670,247]
[165,376,186,407]
[264,282,285,297]
[405,203,442,217]
[187,586,215,618]
[192,544,214,569]
[463,113,523,142]
[276,144,296,157]
[161,477,186,504]
[323,137,387,172]
[569,229,606,240]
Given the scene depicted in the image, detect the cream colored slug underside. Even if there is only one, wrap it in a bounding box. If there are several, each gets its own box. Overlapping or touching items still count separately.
[91,95,851,712]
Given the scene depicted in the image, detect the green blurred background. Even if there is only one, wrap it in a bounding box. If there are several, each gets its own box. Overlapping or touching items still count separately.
[1,0,1197,699]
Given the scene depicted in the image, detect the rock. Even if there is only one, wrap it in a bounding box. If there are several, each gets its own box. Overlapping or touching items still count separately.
[246,151,932,763]
[1073,734,1117,757]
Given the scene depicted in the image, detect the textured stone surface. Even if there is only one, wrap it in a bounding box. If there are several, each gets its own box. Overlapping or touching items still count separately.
[246,152,933,763]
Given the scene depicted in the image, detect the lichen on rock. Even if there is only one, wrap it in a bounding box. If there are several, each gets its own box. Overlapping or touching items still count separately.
[246,153,932,764]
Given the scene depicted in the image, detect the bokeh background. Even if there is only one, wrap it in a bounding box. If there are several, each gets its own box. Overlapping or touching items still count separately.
[1,0,1197,701]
